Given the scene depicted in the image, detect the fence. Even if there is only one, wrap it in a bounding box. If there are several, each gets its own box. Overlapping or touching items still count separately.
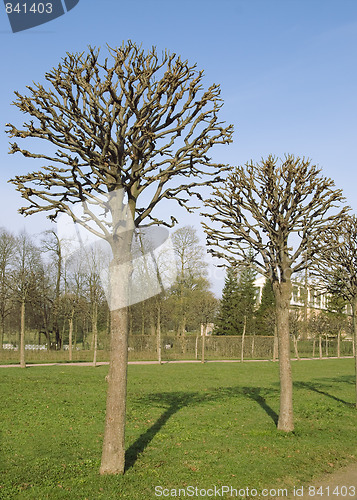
[0,335,354,364]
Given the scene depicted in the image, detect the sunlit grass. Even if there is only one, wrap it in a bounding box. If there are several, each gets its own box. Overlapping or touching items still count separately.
[0,359,356,498]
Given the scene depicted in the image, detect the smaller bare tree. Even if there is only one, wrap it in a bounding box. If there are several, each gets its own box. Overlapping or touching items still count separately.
[202,155,348,431]
[10,232,42,367]
[312,214,357,407]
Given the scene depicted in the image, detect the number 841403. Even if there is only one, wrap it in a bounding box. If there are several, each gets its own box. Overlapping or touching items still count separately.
[5,3,53,14]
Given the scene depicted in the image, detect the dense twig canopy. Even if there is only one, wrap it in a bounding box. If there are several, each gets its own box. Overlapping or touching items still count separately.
[312,215,357,304]
[202,155,349,282]
[7,41,233,241]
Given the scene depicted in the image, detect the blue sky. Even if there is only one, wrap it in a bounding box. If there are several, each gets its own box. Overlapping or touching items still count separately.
[0,0,356,294]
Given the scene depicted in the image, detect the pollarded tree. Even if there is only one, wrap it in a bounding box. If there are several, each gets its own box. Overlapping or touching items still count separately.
[202,155,348,431]
[6,41,233,473]
[312,214,357,407]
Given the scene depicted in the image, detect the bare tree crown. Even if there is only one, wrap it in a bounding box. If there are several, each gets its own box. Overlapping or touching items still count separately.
[7,41,233,238]
[202,155,349,281]
[313,215,357,303]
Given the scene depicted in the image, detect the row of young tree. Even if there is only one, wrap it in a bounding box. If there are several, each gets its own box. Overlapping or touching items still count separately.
[6,41,357,473]
[0,225,217,355]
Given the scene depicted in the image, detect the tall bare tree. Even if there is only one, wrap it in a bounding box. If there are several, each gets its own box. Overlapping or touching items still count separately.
[202,155,348,431]
[312,215,357,407]
[6,41,233,473]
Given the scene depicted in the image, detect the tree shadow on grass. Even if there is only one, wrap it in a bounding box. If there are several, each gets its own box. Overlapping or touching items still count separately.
[125,386,278,471]
[323,375,355,386]
[125,392,200,471]
[294,381,355,407]
[241,387,279,424]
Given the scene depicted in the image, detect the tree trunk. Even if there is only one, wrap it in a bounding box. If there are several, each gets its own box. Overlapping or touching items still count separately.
[352,298,357,409]
[273,279,294,432]
[319,335,322,359]
[93,329,98,367]
[20,299,26,368]
[325,334,328,357]
[201,330,206,363]
[312,338,316,358]
[156,303,161,365]
[293,335,300,360]
[0,320,4,350]
[69,308,74,362]
[273,324,278,362]
[93,304,98,367]
[337,331,341,358]
[0,314,6,349]
[100,223,133,475]
[241,315,246,362]
[100,305,129,474]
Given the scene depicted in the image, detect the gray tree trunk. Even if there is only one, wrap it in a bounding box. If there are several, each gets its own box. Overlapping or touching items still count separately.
[0,321,4,350]
[100,306,129,474]
[273,280,294,432]
[201,332,206,363]
[293,335,300,360]
[92,302,98,367]
[156,303,162,365]
[273,324,278,362]
[241,315,246,362]
[337,330,341,358]
[68,308,74,362]
[100,225,133,475]
[20,300,26,369]
[352,298,357,409]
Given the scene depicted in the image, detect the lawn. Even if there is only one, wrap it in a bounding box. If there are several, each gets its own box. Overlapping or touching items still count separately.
[0,359,356,499]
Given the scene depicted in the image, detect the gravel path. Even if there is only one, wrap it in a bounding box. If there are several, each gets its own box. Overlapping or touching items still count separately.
[281,462,357,499]
[0,356,354,368]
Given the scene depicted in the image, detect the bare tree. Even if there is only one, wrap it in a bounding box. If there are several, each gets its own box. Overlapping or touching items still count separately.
[202,155,348,431]
[10,232,42,367]
[42,230,64,349]
[6,41,233,473]
[312,215,357,407]
[0,228,16,348]
[81,245,108,366]
[171,226,208,336]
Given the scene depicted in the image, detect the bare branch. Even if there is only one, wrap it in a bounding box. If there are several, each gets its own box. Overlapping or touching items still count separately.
[7,41,233,243]
[202,155,349,282]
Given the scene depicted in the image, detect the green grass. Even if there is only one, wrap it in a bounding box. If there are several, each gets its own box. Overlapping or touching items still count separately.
[0,360,356,499]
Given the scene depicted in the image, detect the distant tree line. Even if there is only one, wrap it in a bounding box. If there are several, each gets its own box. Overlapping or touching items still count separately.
[215,262,351,340]
[0,225,216,350]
